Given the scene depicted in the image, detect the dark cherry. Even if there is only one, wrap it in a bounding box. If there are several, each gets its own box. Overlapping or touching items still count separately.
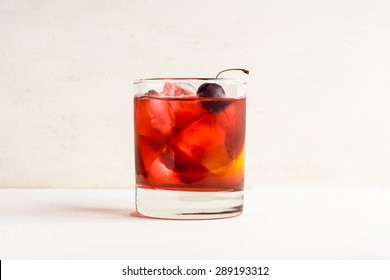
[145,89,158,95]
[196,83,225,98]
[196,83,230,112]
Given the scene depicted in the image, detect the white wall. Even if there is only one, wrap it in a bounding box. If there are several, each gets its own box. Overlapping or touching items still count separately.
[1,0,390,188]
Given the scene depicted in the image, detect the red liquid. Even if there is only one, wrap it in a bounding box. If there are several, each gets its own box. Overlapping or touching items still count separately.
[134,95,246,192]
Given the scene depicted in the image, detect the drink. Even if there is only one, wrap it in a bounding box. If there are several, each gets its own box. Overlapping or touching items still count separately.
[134,78,246,219]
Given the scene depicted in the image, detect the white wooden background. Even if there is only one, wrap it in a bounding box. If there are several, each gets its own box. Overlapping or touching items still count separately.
[1,0,390,188]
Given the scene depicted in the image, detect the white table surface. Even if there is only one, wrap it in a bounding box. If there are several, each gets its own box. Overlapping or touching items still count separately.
[0,186,389,259]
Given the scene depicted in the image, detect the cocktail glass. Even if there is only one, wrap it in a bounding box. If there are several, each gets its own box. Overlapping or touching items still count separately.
[133,78,246,219]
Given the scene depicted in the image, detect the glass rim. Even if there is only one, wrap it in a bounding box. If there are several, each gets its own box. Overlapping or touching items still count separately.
[133,78,247,85]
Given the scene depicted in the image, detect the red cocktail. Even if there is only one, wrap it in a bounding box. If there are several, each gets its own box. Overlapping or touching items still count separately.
[134,78,246,219]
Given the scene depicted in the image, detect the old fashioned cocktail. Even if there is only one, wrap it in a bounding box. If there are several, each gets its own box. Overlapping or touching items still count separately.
[134,78,246,219]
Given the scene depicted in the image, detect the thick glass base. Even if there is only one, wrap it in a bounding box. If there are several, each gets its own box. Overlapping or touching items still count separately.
[136,188,244,220]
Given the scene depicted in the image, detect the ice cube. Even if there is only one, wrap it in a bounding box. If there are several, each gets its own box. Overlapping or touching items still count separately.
[160,145,208,183]
[134,97,175,141]
[169,112,234,173]
[160,82,196,97]
[168,98,208,130]
[135,136,163,176]
[146,157,181,186]
[175,82,196,96]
